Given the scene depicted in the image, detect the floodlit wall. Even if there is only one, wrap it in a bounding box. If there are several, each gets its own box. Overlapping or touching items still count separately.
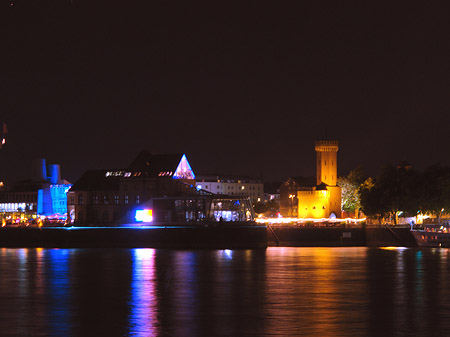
[297,189,329,218]
[297,186,342,219]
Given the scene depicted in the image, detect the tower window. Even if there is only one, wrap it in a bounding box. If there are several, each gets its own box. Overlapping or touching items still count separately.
[324,160,326,165]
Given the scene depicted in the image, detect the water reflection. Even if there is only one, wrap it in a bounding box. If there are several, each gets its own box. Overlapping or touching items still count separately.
[46,249,72,337]
[264,247,369,336]
[2,247,450,336]
[128,249,158,336]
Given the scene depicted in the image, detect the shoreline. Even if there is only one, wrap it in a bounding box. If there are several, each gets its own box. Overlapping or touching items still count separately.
[0,224,420,248]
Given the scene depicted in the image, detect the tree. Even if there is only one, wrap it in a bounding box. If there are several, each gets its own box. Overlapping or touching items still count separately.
[360,177,390,223]
[253,199,280,217]
[418,165,450,224]
[359,163,418,224]
[338,166,366,215]
[376,163,418,224]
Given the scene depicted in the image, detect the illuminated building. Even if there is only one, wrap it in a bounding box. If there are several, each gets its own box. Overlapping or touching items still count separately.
[279,176,315,217]
[0,159,72,224]
[132,195,255,225]
[280,140,342,218]
[67,151,198,225]
[195,175,264,203]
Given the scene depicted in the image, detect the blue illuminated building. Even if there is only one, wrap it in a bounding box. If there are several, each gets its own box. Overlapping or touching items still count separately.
[0,159,72,223]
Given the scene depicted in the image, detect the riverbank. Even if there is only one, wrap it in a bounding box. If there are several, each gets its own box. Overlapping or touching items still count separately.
[266,224,418,247]
[0,224,420,248]
[0,225,268,249]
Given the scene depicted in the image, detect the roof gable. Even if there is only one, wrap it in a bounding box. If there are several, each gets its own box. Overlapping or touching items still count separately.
[69,170,121,191]
[128,151,195,178]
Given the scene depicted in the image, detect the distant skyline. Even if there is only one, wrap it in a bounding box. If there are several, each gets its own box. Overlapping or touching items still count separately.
[2,1,450,184]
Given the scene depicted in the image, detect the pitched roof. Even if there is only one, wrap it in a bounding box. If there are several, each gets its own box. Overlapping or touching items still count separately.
[69,170,121,191]
[128,150,184,176]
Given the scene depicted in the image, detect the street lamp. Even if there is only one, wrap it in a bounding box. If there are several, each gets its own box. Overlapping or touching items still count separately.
[289,194,295,217]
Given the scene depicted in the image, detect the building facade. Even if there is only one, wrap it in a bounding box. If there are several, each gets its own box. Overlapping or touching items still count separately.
[0,159,71,225]
[195,175,264,203]
[297,140,341,218]
[67,151,198,225]
[280,140,342,219]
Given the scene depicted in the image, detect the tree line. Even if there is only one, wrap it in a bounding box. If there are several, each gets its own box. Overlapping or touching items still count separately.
[340,163,450,224]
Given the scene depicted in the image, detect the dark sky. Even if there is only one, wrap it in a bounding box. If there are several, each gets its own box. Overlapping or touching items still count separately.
[2,1,450,184]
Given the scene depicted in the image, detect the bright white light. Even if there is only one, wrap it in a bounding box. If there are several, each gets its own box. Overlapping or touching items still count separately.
[224,249,233,259]
[135,209,153,222]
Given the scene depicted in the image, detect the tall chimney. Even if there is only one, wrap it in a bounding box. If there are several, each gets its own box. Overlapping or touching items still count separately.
[47,164,61,184]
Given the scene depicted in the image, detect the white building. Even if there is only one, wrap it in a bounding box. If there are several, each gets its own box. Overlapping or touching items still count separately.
[195,175,264,203]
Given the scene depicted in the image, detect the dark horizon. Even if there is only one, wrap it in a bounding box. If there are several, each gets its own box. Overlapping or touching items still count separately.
[3,1,450,184]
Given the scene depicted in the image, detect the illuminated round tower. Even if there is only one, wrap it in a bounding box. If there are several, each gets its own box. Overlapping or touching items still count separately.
[315,140,339,186]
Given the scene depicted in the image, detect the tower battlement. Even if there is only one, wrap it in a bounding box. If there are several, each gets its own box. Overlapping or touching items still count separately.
[315,140,339,152]
[315,139,338,186]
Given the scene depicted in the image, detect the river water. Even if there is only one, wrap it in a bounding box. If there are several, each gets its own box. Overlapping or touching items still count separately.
[0,247,449,336]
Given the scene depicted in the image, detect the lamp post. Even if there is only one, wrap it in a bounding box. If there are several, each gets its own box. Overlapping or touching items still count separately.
[289,194,295,217]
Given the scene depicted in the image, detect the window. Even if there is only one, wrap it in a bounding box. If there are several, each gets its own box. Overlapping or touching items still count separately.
[93,196,99,204]
[124,195,128,204]
[114,195,119,204]
[136,195,140,204]
[78,195,83,205]
[103,195,108,204]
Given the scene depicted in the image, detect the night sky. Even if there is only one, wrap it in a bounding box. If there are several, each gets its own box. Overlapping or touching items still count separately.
[2,1,450,185]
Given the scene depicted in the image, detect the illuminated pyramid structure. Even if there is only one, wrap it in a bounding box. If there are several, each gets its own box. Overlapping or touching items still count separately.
[127,151,195,181]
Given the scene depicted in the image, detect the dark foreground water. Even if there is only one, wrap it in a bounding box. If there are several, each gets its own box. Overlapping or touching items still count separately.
[1,247,450,336]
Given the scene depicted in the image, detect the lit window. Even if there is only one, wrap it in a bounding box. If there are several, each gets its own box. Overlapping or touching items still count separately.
[103,195,108,204]
[124,195,128,204]
[136,195,140,204]
[114,195,119,204]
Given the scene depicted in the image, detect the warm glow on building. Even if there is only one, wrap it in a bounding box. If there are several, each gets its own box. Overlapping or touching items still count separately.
[296,140,341,219]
